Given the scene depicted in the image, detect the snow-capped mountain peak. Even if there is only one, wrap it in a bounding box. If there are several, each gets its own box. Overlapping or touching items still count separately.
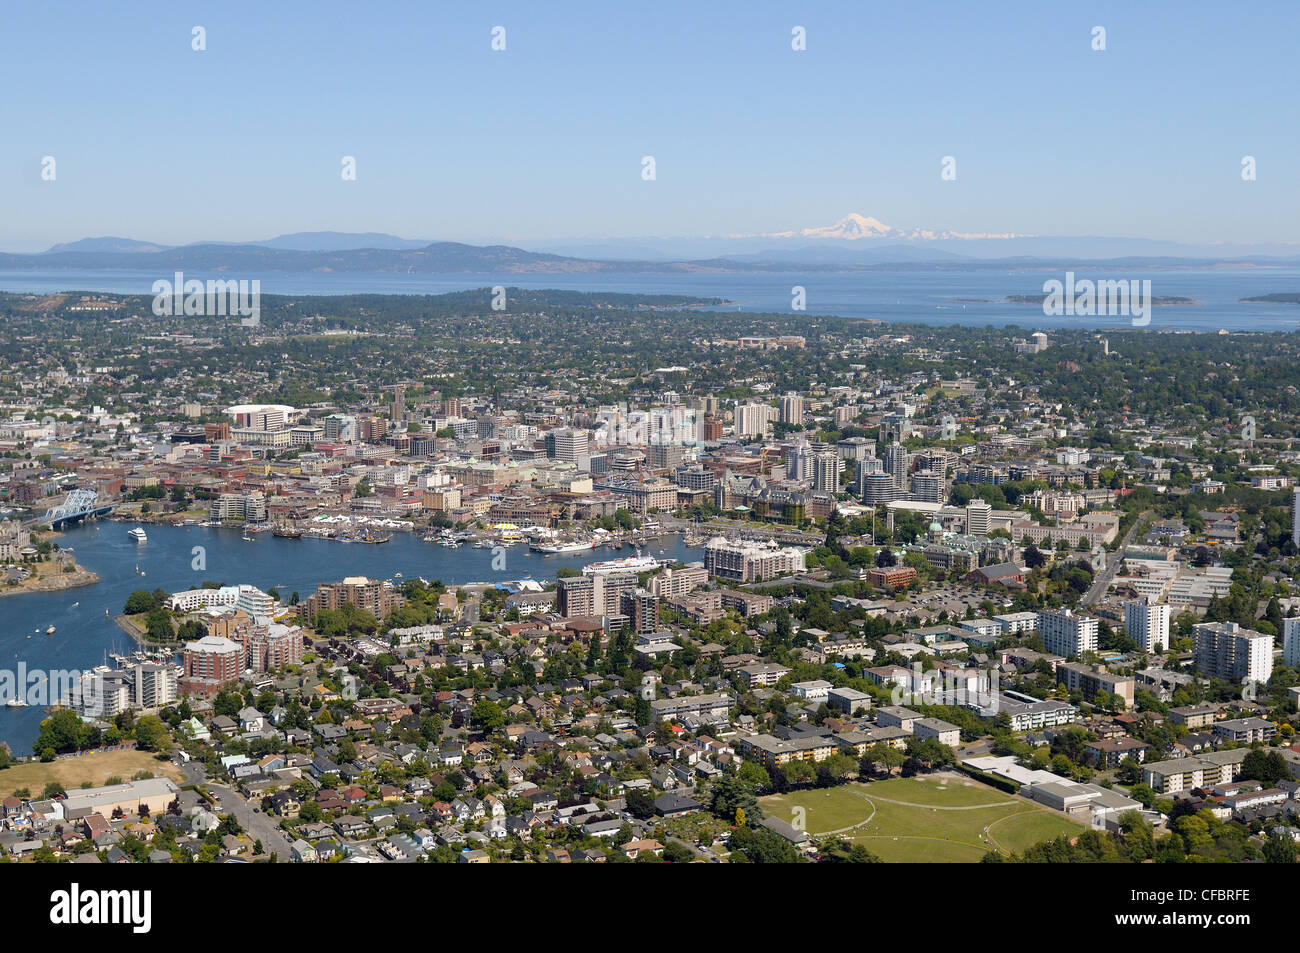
[754,213,1024,242]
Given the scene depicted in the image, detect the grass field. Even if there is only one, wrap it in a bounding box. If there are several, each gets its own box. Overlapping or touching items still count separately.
[0,749,182,797]
[760,774,1086,862]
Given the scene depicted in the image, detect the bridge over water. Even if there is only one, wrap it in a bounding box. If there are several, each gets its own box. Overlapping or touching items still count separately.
[26,489,116,529]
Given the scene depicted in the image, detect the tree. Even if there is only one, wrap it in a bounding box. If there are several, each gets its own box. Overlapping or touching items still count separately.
[728,825,799,863]
[133,715,172,753]
[470,699,505,734]
[820,837,881,863]
[1263,831,1297,863]
[1241,749,1290,787]
[663,840,693,863]
[123,590,156,614]
[33,709,94,756]
[710,774,760,822]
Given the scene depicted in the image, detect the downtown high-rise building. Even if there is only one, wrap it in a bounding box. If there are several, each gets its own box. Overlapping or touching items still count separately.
[911,470,944,504]
[965,499,992,536]
[861,470,896,505]
[881,442,911,493]
[811,451,841,494]
[779,393,805,425]
[550,427,589,464]
[735,402,776,439]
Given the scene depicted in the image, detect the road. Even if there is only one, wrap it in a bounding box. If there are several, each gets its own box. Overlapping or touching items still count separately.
[1082,509,1152,607]
[206,779,296,861]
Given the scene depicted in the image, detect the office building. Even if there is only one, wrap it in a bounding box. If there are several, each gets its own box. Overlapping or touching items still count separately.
[966,500,992,536]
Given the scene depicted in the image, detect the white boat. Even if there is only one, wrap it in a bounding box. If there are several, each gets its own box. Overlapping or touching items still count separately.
[530,539,595,555]
[46,625,55,635]
[4,699,27,708]
[128,526,148,543]
[582,555,663,575]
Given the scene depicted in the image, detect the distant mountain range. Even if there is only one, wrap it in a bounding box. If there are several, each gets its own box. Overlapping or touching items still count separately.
[8,221,1300,273]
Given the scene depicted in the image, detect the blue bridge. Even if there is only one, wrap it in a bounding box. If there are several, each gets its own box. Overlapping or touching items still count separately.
[32,489,116,529]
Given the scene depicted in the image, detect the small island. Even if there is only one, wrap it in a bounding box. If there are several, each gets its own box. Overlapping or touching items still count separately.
[1007,293,1197,306]
[1241,293,1300,304]
[0,523,99,598]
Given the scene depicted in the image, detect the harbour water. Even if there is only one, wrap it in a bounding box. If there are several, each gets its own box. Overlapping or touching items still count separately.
[0,521,702,753]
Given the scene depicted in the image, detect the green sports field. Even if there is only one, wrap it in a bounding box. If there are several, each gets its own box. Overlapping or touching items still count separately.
[759,774,1087,862]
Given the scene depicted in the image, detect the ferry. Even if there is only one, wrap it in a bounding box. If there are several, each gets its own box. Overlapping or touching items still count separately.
[582,554,663,575]
[128,526,148,543]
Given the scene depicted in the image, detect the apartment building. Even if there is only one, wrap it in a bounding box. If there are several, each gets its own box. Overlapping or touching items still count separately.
[303,576,404,623]
[621,588,660,635]
[650,692,733,724]
[737,733,836,770]
[557,572,637,618]
[1284,616,1300,668]
[1211,717,1277,744]
[180,635,244,696]
[1037,608,1099,659]
[704,536,807,582]
[1142,749,1253,794]
[1192,621,1273,685]
[1055,662,1136,709]
[1125,598,1172,653]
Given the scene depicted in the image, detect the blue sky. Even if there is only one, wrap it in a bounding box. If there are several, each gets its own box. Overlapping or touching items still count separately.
[1,0,1296,249]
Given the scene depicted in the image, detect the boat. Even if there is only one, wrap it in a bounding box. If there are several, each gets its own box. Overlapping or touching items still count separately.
[46,625,55,635]
[128,526,148,543]
[582,555,663,575]
[338,532,391,544]
[4,699,27,708]
[271,525,303,539]
[530,538,595,555]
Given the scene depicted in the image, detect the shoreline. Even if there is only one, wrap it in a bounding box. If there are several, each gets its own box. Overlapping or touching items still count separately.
[0,565,99,599]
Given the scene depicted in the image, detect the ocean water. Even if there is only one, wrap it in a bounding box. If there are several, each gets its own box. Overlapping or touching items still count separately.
[1,267,1298,331]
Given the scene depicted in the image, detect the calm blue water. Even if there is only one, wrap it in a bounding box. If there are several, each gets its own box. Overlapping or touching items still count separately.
[0,522,700,752]
[2,267,1298,331]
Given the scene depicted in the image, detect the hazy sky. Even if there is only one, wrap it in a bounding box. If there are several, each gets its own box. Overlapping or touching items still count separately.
[2,0,1296,249]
